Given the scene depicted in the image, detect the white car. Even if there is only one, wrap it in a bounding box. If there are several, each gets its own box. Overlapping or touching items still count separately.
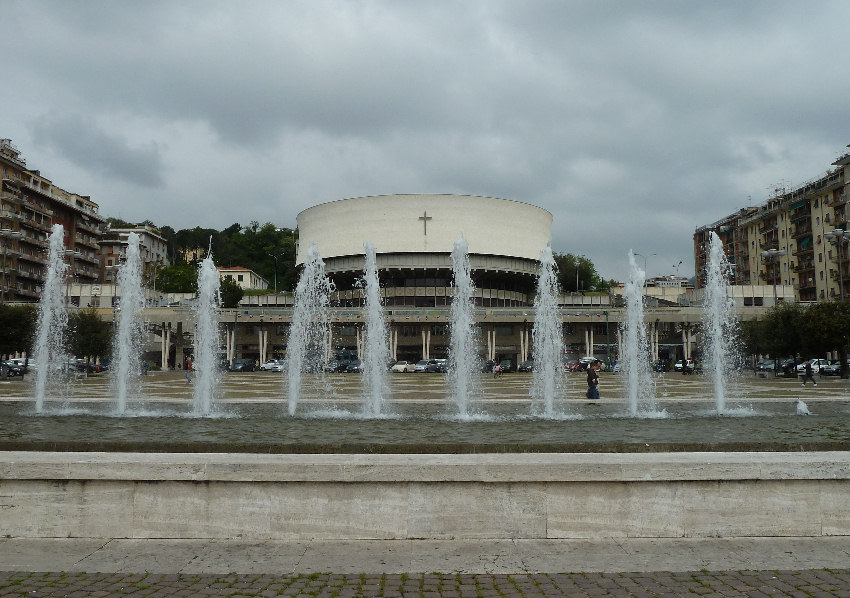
[260,359,285,372]
[674,359,694,372]
[390,360,414,373]
[796,359,829,374]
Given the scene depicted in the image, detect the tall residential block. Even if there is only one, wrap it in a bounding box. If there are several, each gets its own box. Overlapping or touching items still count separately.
[695,147,850,302]
[0,139,105,302]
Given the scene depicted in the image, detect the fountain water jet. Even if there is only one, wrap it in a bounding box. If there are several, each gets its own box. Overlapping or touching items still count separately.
[448,237,480,417]
[285,243,334,416]
[191,243,221,416]
[112,232,146,414]
[703,231,739,413]
[361,241,390,416]
[622,251,658,416]
[33,225,70,412]
[530,246,566,416]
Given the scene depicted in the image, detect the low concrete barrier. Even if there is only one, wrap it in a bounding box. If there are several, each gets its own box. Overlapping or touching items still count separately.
[2,451,849,539]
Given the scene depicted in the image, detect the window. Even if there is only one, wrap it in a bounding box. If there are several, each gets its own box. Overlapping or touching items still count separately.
[238,274,244,282]
[819,253,823,263]
[495,325,514,337]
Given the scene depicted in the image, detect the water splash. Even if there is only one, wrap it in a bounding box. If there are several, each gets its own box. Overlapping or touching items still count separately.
[191,242,221,416]
[285,243,333,416]
[448,237,480,417]
[703,231,739,413]
[33,225,70,412]
[112,232,146,414]
[622,251,656,415]
[530,245,566,417]
[361,241,390,416]
[796,399,811,415]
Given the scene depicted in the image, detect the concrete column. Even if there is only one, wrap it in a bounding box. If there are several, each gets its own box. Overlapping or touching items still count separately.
[517,329,523,363]
[617,327,623,361]
[160,322,168,368]
[426,328,431,359]
[356,327,363,358]
[422,328,427,360]
[258,328,265,364]
[394,328,399,361]
[325,329,332,362]
[589,328,594,358]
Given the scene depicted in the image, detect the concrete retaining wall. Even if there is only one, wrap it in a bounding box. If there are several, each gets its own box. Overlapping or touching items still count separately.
[2,451,849,540]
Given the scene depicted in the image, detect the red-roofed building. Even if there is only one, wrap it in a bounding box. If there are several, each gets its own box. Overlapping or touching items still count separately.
[217,266,268,291]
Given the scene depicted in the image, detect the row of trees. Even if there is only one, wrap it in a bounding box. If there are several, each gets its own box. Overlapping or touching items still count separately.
[0,305,112,366]
[739,301,850,376]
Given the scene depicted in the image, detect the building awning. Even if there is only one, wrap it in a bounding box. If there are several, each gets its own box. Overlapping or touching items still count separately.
[799,236,812,249]
[789,200,806,211]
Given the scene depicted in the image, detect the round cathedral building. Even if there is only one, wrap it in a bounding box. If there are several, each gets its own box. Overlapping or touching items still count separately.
[296,194,552,309]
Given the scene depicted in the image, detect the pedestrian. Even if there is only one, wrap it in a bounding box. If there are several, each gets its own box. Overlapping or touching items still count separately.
[586,359,602,400]
[801,360,817,387]
[493,362,502,378]
[185,356,193,383]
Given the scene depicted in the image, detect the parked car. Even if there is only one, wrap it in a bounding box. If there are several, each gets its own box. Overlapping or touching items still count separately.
[390,360,415,373]
[345,359,363,373]
[674,359,694,372]
[228,358,255,372]
[413,359,431,373]
[564,359,581,372]
[426,359,447,373]
[755,358,778,372]
[820,360,842,376]
[517,360,534,372]
[1,360,25,377]
[796,358,830,374]
[259,360,279,371]
[481,360,496,373]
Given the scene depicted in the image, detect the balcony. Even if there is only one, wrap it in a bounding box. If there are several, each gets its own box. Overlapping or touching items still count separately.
[0,191,23,205]
[794,262,815,272]
[792,223,812,238]
[18,234,48,248]
[74,252,100,265]
[21,216,50,232]
[16,268,41,281]
[758,223,778,234]
[761,239,779,251]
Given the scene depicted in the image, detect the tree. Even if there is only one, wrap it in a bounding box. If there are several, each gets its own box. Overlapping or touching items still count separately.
[220,276,244,308]
[759,302,806,362]
[798,300,850,378]
[0,304,38,357]
[552,252,605,292]
[65,309,112,373]
[155,264,199,293]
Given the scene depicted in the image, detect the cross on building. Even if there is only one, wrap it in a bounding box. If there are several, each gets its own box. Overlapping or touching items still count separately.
[418,211,432,235]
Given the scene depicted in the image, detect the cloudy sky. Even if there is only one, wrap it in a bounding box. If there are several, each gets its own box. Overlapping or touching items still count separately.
[3,1,848,281]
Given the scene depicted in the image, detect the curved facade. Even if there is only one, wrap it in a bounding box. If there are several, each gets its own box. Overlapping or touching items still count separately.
[296,194,552,308]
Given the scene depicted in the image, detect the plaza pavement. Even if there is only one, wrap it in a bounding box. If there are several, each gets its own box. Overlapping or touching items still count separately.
[2,537,850,596]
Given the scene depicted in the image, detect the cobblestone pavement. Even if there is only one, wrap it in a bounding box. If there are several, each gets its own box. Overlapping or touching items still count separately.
[2,569,850,597]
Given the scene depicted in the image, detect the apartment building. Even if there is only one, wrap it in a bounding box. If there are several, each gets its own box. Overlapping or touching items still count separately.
[694,148,850,302]
[0,139,105,302]
[99,224,169,284]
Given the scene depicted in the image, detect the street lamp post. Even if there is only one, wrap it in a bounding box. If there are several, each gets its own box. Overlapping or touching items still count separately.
[760,248,786,306]
[267,252,285,293]
[825,229,850,300]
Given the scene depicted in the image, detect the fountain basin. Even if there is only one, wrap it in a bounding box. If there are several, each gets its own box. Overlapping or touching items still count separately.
[1,450,849,540]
